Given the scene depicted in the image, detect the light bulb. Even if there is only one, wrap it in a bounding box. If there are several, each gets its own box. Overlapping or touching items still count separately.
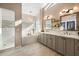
[49,15,52,19]
[73,6,78,10]
[69,10,73,13]
[65,9,68,12]
[59,12,63,15]
[62,9,66,11]
[44,16,47,20]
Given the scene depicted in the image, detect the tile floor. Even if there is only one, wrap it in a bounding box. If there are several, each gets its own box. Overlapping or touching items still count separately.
[0,42,61,56]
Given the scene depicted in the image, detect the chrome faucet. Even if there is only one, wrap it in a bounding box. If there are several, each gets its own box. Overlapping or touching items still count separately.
[66,31,68,35]
[64,31,70,35]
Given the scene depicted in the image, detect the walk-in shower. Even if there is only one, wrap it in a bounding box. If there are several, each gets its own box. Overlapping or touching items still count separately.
[0,8,15,50]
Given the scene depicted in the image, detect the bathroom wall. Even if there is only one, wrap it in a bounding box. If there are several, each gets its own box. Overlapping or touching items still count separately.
[22,14,34,37]
[0,3,22,48]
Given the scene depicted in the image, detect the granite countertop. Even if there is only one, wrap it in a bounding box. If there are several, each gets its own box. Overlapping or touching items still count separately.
[40,32,79,40]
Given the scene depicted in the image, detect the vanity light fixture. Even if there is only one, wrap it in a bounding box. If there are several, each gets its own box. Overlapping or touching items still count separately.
[60,6,79,15]
[60,8,74,15]
[48,15,53,19]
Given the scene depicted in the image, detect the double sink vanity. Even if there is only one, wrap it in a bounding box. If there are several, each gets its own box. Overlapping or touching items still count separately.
[38,11,79,56]
[37,31,79,56]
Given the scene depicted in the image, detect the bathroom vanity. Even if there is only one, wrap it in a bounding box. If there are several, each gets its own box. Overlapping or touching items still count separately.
[37,32,79,56]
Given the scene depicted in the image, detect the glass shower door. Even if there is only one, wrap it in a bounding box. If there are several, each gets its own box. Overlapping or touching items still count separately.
[0,8,15,50]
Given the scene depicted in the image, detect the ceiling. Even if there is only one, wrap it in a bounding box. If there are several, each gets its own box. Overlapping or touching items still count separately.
[22,3,56,16]
[22,3,44,16]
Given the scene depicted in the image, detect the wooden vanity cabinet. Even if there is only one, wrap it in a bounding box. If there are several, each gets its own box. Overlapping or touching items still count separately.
[46,34,52,48]
[37,34,40,42]
[38,34,44,44]
[43,34,47,45]
[75,39,79,56]
[37,33,79,56]
[55,36,65,55]
[50,35,56,50]
[65,38,75,56]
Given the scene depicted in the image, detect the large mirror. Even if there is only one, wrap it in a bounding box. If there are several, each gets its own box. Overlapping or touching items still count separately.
[60,13,79,31]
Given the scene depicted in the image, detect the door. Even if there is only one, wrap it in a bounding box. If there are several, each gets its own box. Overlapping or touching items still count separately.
[2,8,15,50]
[55,36,65,55]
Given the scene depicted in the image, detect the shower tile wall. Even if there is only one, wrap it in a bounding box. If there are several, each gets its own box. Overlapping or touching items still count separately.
[0,8,15,50]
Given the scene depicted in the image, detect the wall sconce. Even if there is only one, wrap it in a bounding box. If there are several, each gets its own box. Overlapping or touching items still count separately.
[60,8,73,15]
[44,16,47,20]
[49,15,53,19]
[63,8,73,13]
[44,15,53,20]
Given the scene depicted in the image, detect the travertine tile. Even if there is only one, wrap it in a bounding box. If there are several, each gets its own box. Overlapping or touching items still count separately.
[0,42,61,56]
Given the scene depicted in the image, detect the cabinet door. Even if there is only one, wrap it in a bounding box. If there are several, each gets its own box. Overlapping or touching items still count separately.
[65,38,75,56]
[43,34,47,45]
[46,34,52,48]
[75,40,79,56]
[51,35,56,50]
[37,35,39,42]
[40,34,44,43]
[37,34,41,42]
[55,36,65,55]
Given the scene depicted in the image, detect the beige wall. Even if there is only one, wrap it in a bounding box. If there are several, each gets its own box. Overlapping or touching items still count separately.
[44,3,79,20]
[0,3,22,47]
[40,8,44,32]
